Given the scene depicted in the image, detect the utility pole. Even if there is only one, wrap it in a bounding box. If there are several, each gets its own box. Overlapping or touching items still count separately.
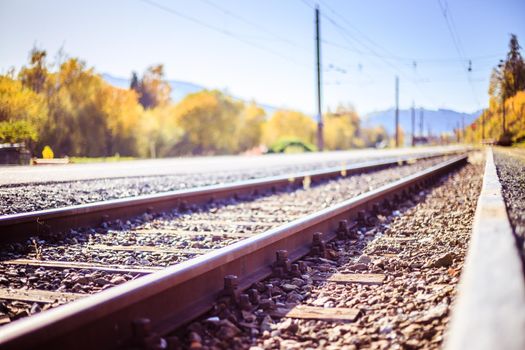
[419,108,424,138]
[395,76,399,147]
[315,6,323,151]
[411,101,415,147]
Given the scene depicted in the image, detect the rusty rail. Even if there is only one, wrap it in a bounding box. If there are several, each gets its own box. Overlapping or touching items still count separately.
[0,154,468,350]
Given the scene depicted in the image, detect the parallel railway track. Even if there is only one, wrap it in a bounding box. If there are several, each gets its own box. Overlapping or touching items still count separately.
[0,151,460,243]
[0,153,469,349]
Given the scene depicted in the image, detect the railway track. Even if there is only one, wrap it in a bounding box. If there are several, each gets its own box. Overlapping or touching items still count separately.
[0,149,523,349]
[0,154,454,320]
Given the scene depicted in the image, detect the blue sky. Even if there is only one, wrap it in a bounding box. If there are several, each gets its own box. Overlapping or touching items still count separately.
[1,0,524,115]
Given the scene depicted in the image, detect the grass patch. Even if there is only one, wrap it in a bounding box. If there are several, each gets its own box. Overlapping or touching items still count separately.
[513,141,525,148]
[69,156,137,164]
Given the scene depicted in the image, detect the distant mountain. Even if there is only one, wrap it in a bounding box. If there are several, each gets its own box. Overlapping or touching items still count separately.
[101,73,206,103]
[101,73,278,115]
[363,108,482,137]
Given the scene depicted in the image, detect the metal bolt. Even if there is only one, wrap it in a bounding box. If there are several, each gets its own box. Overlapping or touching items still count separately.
[178,201,188,211]
[336,220,349,239]
[393,194,401,204]
[357,210,366,225]
[224,275,238,291]
[311,232,326,256]
[132,318,151,338]
[248,289,260,305]
[298,261,308,274]
[290,263,301,277]
[265,283,273,297]
[276,250,288,262]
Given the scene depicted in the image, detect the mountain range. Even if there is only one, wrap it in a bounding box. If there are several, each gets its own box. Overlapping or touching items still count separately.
[102,73,481,136]
[363,108,481,136]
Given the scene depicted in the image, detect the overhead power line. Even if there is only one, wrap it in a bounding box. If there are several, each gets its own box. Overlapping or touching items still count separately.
[437,0,481,107]
[199,0,308,51]
[138,0,311,69]
[318,8,440,106]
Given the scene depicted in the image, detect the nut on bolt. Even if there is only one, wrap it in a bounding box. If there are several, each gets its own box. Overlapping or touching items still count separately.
[239,293,252,310]
[357,210,367,225]
[221,274,240,303]
[132,318,152,338]
[336,220,349,239]
[248,288,260,305]
[131,318,166,350]
[272,250,291,276]
[311,232,326,257]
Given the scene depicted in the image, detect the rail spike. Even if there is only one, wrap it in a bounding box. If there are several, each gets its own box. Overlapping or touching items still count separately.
[311,232,326,257]
[272,249,291,277]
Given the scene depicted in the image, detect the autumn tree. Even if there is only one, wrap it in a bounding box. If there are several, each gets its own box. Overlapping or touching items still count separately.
[468,34,525,144]
[99,84,143,155]
[131,65,171,109]
[18,47,48,93]
[499,34,525,99]
[324,105,362,150]
[362,126,388,147]
[0,76,47,146]
[236,102,266,151]
[174,90,243,154]
[263,110,316,147]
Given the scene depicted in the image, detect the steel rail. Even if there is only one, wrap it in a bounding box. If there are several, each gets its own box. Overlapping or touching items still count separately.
[0,151,460,243]
[0,154,468,350]
[445,148,525,350]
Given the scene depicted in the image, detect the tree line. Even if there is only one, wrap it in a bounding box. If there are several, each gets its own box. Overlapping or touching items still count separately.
[465,34,525,145]
[0,47,388,158]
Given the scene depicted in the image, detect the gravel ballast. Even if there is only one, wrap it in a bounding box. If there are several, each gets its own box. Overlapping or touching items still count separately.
[494,148,525,256]
[0,154,448,215]
[171,156,483,349]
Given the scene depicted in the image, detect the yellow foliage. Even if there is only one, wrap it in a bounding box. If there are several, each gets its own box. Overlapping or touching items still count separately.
[324,107,361,150]
[174,90,243,154]
[0,75,47,143]
[42,145,54,159]
[263,110,316,146]
[237,102,266,150]
[137,104,183,157]
[465,91,525,143]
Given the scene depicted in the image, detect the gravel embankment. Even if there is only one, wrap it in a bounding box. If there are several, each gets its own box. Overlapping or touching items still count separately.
[0,155,440,215]
[494,149,525,256]
[0,157,453,325]
[171,157,483,349]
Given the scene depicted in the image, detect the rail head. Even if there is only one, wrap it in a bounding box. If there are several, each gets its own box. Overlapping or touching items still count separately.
[445,148,525,350]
